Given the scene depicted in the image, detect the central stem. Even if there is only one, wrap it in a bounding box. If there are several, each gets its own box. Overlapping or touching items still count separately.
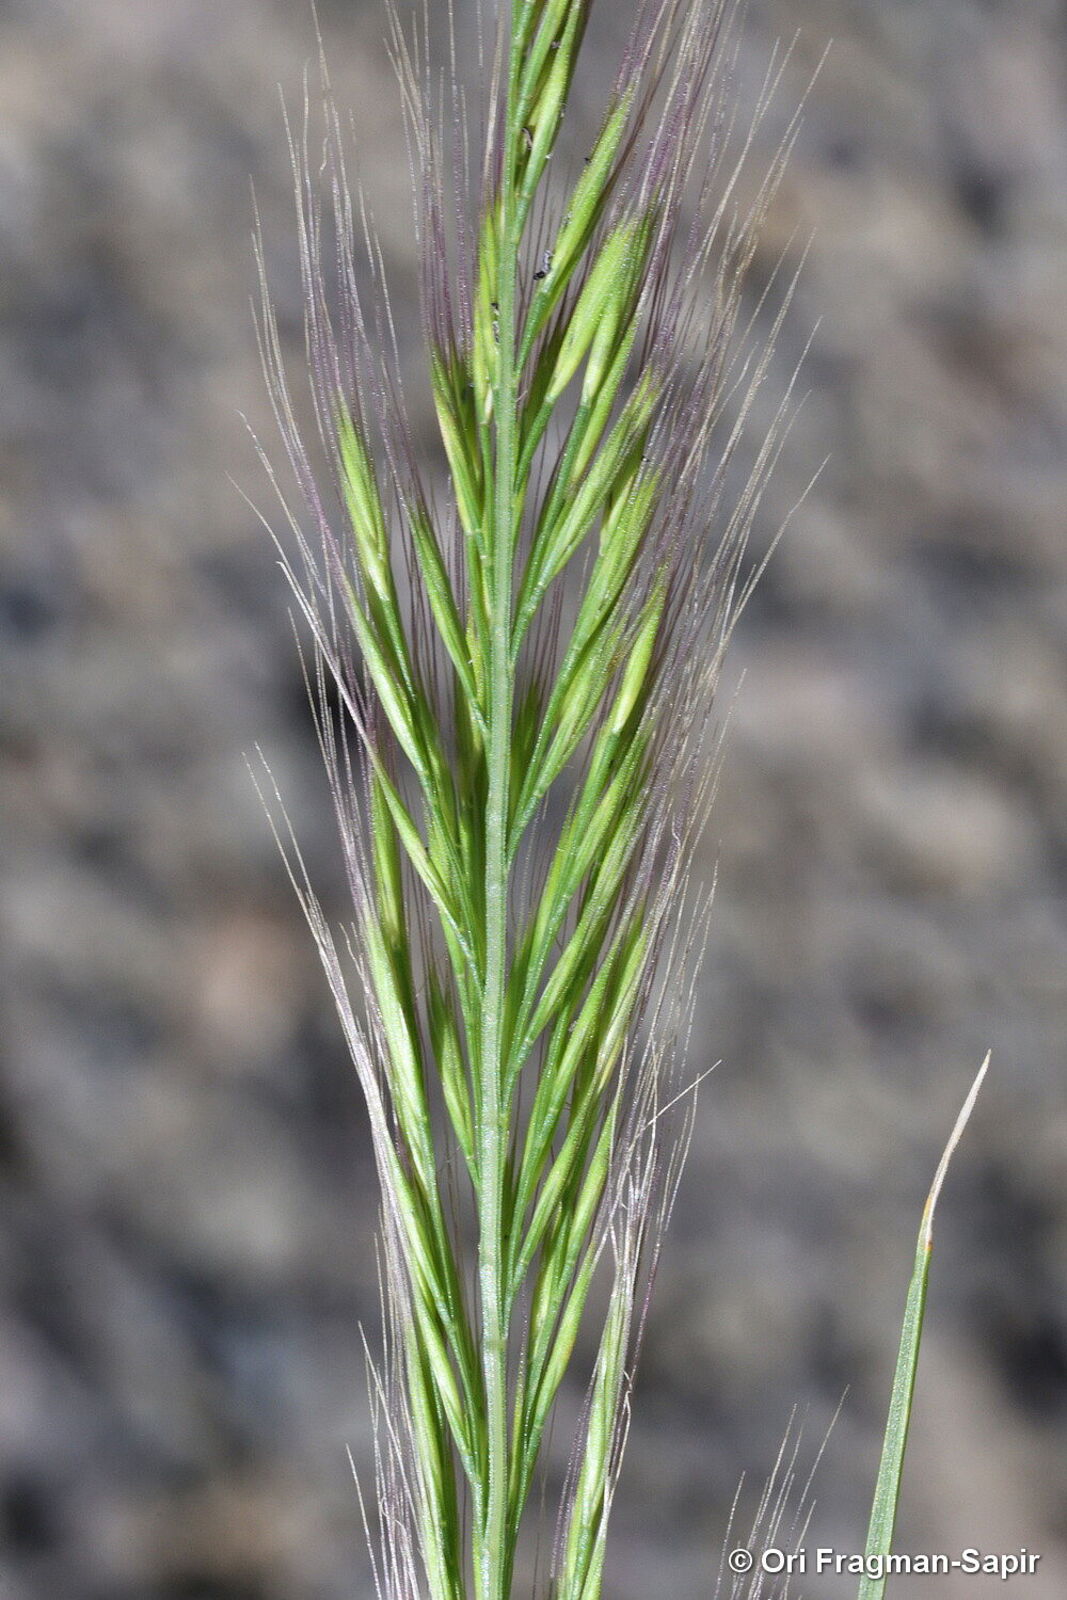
[478,36,523,1600]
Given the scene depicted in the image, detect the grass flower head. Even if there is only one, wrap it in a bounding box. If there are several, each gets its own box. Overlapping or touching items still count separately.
[254,3,803,1596]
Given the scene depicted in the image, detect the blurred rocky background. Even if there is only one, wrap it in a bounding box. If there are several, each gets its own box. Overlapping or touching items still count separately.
[2,1,1066,1597]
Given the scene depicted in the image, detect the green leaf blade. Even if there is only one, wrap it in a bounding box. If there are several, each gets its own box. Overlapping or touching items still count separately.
[858,1053,990,1600]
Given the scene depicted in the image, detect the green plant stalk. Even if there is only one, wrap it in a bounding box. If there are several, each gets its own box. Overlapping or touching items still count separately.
[477,31,524,1600]
[858,1053,990,1600]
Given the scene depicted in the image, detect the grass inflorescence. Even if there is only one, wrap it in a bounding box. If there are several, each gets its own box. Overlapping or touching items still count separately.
[252,3,835,1598]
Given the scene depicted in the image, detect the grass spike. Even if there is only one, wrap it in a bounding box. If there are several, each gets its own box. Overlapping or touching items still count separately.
[256,4,807,1598]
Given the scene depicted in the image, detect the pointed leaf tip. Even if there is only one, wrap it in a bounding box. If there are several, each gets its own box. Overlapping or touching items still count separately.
[921,1050,990,1253]
[859,1052,991,1600]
